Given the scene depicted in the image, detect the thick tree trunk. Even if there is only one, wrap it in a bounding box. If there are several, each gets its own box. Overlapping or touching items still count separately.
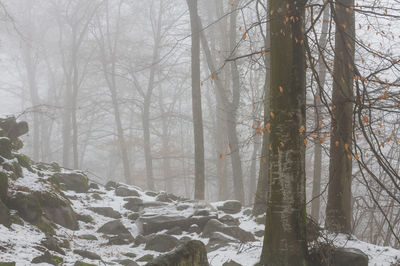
[260,0,308,264]
[325,0,355,234]
[187,0,205,200]
[310,3,330,223]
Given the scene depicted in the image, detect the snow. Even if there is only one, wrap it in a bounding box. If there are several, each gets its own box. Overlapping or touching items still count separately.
[1,166,400,265]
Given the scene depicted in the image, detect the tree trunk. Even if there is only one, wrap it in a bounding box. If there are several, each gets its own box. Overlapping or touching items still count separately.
[186,0,205,200]
[325,0,355,234]
[310,3,330,223]
[260,0,308,264]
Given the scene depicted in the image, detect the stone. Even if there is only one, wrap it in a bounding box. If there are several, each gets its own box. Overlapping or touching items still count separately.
[188,224,201,234]
[7,192,42,223]
[255,230,265,237]
[15,154,33,172]
[124,252,137,258]
[36,191,79,230]
[242,208,252,216]
[97,220,132,237]
[0,137,12,159]
[217,200,242,214]
[115,259,136,266]
[89,207,121,219]
[136,214,216,235]
[166,226,183,235]
[206,232,238,252]
[41,235,65,255]
[127,262,139,266]
[145,191,158,197]
[52,172,89,193]
[146,240,209,266]
[127,212,140,221]
[176,204,190,211]
[145,234,179,252]
[105,181,119,190]
[218,215,240,226]
[76,213,93,223]
[123,197,143,212]
[89,183,99,190]
[0,117,29,140]
[202,219,255,242]
[0,263,15,266]
[73,249,101,260]
[332,248,368,266]
[107,233,134,245]
[115,187,140,197]
[0,172,8,202]
[0,200,11,227]
[137,254,154,262]
[134,234,147,246]
[193,209,210,216]
[155,192,180,203]
[78,234,98,241]
[74,262,97,266]
[91,193,102,200]
[31,251,58,265]
[223,260,242,266]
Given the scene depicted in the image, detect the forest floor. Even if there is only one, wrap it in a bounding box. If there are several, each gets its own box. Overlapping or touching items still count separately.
[0,165,400,265]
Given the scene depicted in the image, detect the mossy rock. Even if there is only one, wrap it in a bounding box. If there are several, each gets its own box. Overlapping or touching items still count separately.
[52,255,64,264]
[0,171,8,202]
[0,262,16,266]
[124,252,137,258]
[74,262,97,266]
[15,154,34,172]
[0,137,12,159]
[2,162,22,179]
[0,200,11,227]
[52,172,89,193]
[35,216,56,235]
[137,254,154,262]
[7,192,42,223]
[76,213,94,223]
[9,214,24,226]
[11,138,23,151]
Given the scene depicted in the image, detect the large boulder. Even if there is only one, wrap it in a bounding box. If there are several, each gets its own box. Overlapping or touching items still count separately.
[52,172,89,193]
[97,219,133,243]
[145,234,179,252]
[7,192,42,223]
[73,250,102,260]
[89,207,121,219]
[202,219,255,242]
[0,172,8,202]
[217,200,242,214]
[206,232,238,252]
[146,240,209,266]
[123,197,143,212]
[0,117,29,140]
[0,137,12,159]
[35,191,79,230]
[115,187,140,197]
[0,200,11,227]
[136,215,216,235]
[332,248,368,266]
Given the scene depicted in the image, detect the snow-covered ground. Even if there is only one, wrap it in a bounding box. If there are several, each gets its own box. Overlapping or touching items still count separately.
[0,166,399,265]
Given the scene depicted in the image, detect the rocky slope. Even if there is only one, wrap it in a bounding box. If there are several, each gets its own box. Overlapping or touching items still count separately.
[0,118,400,266]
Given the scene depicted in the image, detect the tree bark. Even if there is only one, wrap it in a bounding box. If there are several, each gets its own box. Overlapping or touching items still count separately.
[260,0,308,264]
[325,0,355,234]
[186,0,205,200]
[310,3,330,223]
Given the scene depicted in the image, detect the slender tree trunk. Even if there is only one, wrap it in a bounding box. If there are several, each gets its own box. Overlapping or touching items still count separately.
[311,3,330,223]
[187,0,205,200]
[248,131,261,205]
[325,0,355,234]
[260,0,308,264]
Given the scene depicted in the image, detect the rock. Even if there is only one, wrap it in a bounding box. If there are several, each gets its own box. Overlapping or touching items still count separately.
[31,251,58,265]
[123,197,143,212]
[76,213,93,223]
[137,254,154,262]
[115,187,140,197]
[52,172,89,193]
[145,191,158,197]
[15,154,33,172]
[92,193,102,200]
[7,192,42,223]
[176,204,190,211]
[206,232,238,252]
[97,220,132,237]
[115,259,136,266]
[217,200,242,214]
[0,137,12,159]
[36,191,79,230]
[255,230,265,237]
[124,252,137,258]
[166,226,183,235]
[0,172,8,202]
[78,234,98,241]
[0,200,11,227]
[194,209,210,216]
[146,240,209,266]
[188,224,201,234]
[89,183,99,189]
[332,248,368,266]
[0,117,29,140]
[145,234,179,252]
[223,260,242,266]
[219,215,240,226]
[74,262,97,266]
[0,263,15,266]
[41,235,65,255]
[127,262,139,266]
[242,208,252,216]
[136,214,216,235]
[134,234,147,246]
[254,215,266,225]
[155,192,180,203]
[127,212,140,221]
[105,181,119,190]
[107,234,134,245]
[73,249,101,260]
[89,207,121,219]
[202,219,255,242]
